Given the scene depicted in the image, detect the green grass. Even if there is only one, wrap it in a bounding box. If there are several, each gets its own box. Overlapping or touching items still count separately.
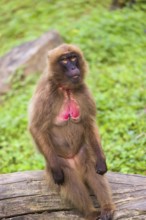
[0,0,146,174]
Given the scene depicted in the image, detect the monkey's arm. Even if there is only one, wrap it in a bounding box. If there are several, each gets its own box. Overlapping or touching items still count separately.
[28,89,65,185]
[87,122,107,175]
[82,88,107,175]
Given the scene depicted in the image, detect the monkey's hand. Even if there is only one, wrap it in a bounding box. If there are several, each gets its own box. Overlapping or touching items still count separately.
[95,158,107,175]
[51,168,65,185]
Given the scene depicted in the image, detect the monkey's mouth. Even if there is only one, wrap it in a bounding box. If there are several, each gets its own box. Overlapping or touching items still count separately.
[71,75,80,83]
[72,75,80,79]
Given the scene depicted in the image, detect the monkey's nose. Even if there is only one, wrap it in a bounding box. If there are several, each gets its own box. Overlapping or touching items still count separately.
[97,169,105,175]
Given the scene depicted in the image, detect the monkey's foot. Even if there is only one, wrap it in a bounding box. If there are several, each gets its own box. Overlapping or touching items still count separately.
[86,211,100,220]
[100,206,115,220]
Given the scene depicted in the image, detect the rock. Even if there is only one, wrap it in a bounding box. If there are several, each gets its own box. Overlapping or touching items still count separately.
[0,30,63,94]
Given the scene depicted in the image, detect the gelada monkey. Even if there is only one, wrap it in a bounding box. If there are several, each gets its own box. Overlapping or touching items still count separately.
[28,44,115,220]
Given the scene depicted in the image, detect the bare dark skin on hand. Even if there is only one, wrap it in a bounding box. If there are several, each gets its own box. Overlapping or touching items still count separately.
[28,44,115,220]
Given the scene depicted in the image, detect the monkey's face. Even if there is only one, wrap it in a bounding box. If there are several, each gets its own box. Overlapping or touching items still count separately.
[48,44,88,88]
[59,52,81,84]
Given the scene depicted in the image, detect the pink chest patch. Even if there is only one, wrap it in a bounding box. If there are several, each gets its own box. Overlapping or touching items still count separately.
[60,98,80,120]
[56,89,80,123]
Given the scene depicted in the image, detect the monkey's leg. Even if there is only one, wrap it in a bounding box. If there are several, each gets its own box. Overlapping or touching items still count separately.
[85,167,115,220]
[60,167,100,220]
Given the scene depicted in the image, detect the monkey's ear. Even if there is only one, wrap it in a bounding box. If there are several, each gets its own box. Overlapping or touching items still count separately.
[47,46,59,58]
[47,50,52,58]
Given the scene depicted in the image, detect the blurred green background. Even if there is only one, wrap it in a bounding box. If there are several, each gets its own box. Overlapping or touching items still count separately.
[0,0,146,174]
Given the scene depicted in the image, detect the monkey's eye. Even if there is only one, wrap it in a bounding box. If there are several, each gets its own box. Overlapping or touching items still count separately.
[61,59,68,64]
[70,57,77,62]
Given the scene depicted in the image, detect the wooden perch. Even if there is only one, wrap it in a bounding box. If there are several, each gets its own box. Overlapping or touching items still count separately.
[0,171,146,220]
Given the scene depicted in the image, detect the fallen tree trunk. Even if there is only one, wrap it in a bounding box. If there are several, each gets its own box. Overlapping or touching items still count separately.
[0,171,146,220]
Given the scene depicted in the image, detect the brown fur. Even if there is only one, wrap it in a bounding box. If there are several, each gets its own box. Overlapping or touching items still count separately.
[28,44,115,220]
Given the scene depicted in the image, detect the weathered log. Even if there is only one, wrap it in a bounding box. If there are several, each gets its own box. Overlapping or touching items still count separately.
[0,30,63,94]
[0,170,146,220]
